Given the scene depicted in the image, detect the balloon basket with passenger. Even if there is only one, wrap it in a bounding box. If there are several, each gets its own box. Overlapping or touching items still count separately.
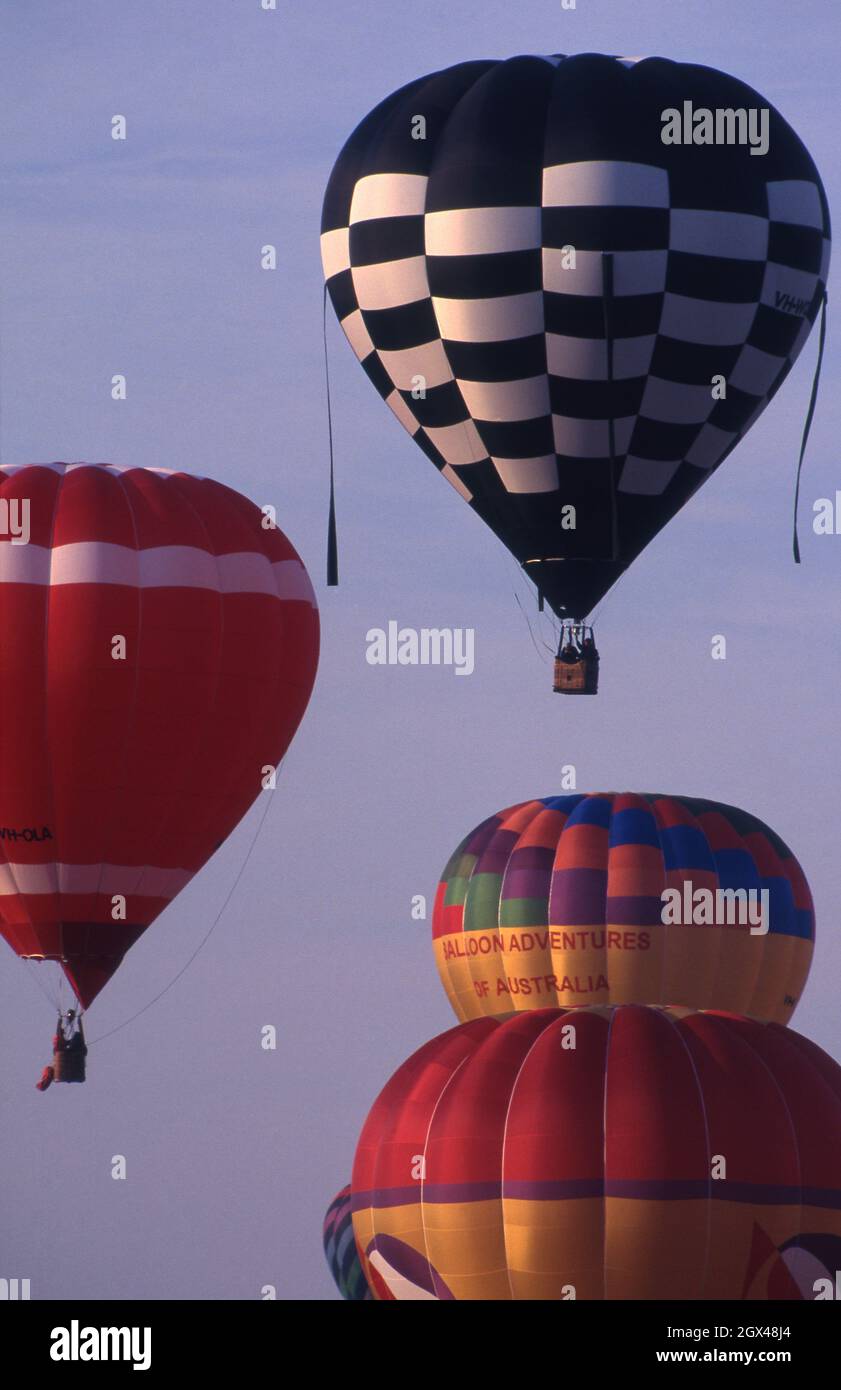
[553,623,599,695]
[35,1008,88,1092]
[0,460,320,1095]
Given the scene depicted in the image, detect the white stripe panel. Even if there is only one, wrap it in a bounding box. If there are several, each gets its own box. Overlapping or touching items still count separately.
[424,420,487,466]
[215,551,276,595]
[659,294,757,345]
[544,248,667,296]
[546,333,656,381]
[441,464,473,502]
[349,173,428,223]
[670,209,769,261]
[320,227,351,279]
[0,545,47,581]
[766,180,823,230]
[552,414,634,459]
[547,333,607,380]
[86,864,193,897]
[56,542,149,586]
[761,263,818,313]
[0,462,188,478]
[456,376,550,422]
[685,422,737,471]
[640,377,713,426]
[0,542,307,600]
[273,559,317,607]
[543,160,669,208]
[820,237,831,283]
[377,340,453,391]
[368,1249,438,1302]
[615,335,658,378]
[385,389,422,435]
[619,456,681,495]
[341,308,375,361]
[0,861,45,897]
[351,256,429,311]
[433,292,543,342]
[493,456,559,494]
[0,861,192,897]
[608,248,668,297]
[729,344,786,397]
[425,206,541,256]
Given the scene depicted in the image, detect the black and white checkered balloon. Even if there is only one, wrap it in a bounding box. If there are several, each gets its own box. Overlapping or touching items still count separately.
[322,54,830,620]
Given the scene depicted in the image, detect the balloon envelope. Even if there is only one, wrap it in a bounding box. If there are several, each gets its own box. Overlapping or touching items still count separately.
[323,1184,372,1301]
[0,463,319,1007]
[322,54,830,618]
[353,1007,841,1300]
[433,793,814,1025]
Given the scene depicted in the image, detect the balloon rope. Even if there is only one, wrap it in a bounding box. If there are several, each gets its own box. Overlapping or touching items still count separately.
[510,557,556,656]
[323,284,339,586]
[514,590,553,661]
[86,789,275,1046]
[602,252,619,562]
[23,959,64,1014]
[793,287,828,563]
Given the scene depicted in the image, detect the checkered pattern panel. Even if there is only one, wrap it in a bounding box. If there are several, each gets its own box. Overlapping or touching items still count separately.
[323,53,831,617]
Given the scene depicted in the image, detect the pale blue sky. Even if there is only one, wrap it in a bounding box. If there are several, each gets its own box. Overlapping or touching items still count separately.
[0,0,839,1300]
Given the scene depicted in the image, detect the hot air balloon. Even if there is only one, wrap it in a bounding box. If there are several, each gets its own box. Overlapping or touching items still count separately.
[323,1185,373,1301]
[352,1007,841,1300]
[433,793,814,1025]
[322,54,830,687]
[0,463,319,1077]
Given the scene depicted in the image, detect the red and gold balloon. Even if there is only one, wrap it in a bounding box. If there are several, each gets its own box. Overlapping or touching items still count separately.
[352,1007,841,1301]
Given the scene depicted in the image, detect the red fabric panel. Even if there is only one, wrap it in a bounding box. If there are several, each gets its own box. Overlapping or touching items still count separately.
[425,1012,551,1186]
[0,464,319,1007]
[503,1009,609,1183]
[605,1006,708,1181]
[680,1012,801,1186]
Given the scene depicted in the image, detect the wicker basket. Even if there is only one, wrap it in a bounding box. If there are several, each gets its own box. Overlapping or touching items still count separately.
[553,657,599,695]
[554,658,587,693]
[53,1049,86,1083]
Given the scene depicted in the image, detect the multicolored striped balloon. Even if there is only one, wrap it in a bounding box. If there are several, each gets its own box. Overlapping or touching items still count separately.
[0,463,319,1008]
[433,794,814,1025]
[323,1185,372,1301]
[352,1007,841,1301]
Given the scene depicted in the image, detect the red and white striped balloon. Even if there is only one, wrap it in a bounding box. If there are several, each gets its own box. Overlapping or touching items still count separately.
[0,463,319,1008]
